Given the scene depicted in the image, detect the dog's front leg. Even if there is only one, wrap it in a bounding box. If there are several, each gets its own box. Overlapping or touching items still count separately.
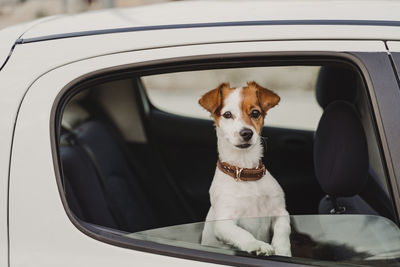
[271,210,292,257]
[213,220,275,256]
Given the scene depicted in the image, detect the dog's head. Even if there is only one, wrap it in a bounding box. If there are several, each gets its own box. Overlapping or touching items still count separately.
[199,81,280,149]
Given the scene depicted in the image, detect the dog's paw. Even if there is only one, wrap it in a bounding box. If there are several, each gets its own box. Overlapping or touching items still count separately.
[242,240,275,256]
[274,245,292,257]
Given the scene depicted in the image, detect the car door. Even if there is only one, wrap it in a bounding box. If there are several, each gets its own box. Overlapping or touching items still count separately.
[9,39,400,267]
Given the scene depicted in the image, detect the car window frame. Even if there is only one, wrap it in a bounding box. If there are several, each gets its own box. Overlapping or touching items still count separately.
[350,52,400,222]
[51,51,400,267]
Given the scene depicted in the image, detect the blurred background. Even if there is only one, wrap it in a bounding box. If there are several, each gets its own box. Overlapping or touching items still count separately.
[0,0,170,29]
[143,66,322,130]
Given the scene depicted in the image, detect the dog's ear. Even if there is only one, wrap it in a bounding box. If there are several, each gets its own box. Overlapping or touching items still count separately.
[199,82,230,115]
[248,81,280,113]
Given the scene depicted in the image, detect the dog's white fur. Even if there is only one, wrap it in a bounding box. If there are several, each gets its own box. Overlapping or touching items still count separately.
[201,87,291,256]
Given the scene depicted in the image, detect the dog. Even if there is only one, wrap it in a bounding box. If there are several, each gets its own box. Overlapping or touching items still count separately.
[199,81,291,257]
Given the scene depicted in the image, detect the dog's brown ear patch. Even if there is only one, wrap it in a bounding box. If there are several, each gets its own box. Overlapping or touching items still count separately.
[199,82,230,115]
[248,81,280,113]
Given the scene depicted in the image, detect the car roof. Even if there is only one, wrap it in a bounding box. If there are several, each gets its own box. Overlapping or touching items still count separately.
[18,0,400,43]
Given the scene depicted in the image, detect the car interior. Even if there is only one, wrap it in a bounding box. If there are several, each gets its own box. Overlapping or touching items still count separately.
[56,59,396,240]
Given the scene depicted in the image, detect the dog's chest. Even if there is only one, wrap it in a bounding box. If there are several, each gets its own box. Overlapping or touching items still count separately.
[230,187,276,218]
[210,169,282,218]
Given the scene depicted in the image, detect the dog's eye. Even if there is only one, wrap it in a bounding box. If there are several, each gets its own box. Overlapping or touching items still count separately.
[250,110,261,119]
[223,111,232,119]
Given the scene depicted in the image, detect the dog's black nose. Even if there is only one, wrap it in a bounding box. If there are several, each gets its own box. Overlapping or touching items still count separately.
[240,128,253,141]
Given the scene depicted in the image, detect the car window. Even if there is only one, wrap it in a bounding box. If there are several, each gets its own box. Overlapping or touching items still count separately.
[57,60,397,266]
[142,67,322,131]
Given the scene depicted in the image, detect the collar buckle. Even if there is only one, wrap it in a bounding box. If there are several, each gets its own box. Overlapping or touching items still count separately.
[235,168,243,182]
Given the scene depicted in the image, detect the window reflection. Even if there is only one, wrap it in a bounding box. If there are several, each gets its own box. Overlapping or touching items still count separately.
[128,215,400,265]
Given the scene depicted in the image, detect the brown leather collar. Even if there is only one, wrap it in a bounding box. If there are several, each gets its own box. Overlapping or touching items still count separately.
[217,159,266,181]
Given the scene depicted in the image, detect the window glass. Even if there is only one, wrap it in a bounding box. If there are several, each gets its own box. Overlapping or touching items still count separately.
[128,215,400,265]
[142,67,322,130]
[58,62,396,266]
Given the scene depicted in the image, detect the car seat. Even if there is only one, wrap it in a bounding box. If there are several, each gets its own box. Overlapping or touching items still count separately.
[314,67,393,218]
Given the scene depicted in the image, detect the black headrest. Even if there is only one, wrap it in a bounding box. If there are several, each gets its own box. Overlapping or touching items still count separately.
[314,101,369,197]
[316,67,358,109]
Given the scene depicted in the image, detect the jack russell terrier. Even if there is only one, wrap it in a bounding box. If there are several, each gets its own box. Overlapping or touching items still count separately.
[199,81,291,257]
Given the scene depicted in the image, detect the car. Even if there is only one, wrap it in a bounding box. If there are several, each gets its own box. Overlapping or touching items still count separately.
[1,0,400,266]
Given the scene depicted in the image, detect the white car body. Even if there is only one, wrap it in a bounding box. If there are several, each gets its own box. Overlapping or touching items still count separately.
[1,1,400,266]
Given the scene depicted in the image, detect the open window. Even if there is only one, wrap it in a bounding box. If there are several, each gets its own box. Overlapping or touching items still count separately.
[56,56,399,266]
